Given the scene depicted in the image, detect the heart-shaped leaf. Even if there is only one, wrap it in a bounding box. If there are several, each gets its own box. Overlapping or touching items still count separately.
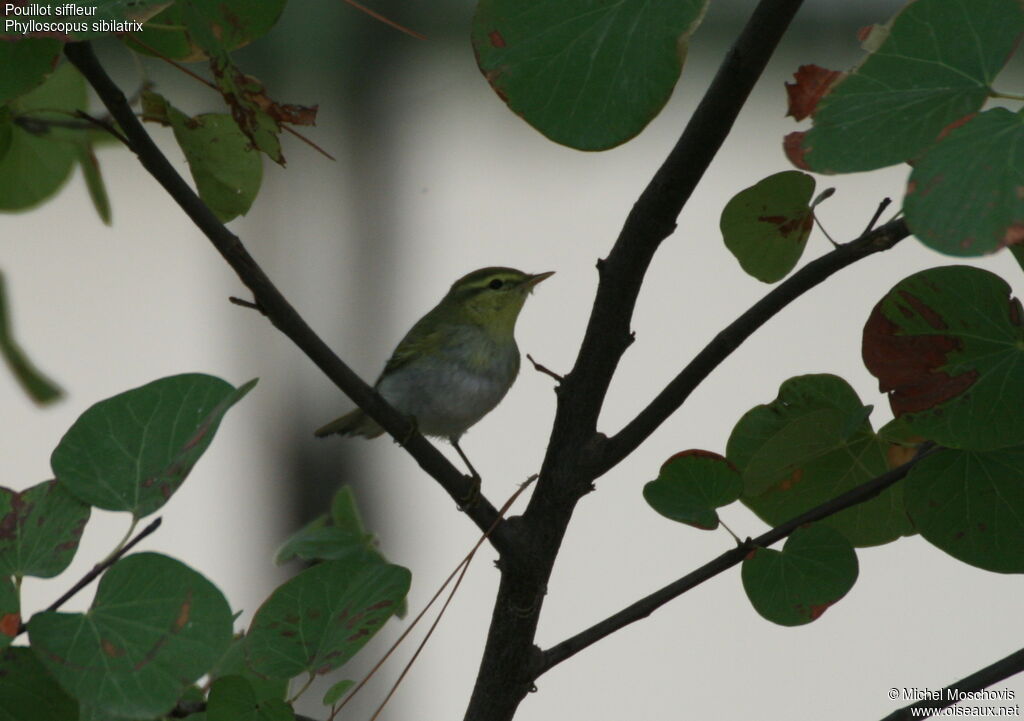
[721,171,816,283]
[472,0,709,150]
[28,552,233,719]
[247,557,410,679]
[742,524,858,626]
[0,479,90,578]
[51,374,257,518]
[728,374,912,547]
[863,266,1024,451]
[905,446,1024,573]
[643,450,741,530]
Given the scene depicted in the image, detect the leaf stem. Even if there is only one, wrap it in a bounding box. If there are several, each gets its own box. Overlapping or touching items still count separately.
[989,89,1024,102]
[287,673,316,704]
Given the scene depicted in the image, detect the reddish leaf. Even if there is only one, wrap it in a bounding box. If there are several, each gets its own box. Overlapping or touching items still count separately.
[784,65,843,121]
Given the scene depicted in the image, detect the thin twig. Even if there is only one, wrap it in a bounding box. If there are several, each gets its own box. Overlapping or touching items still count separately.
[228,295,265,313]
[74,109,130,146]
[539,444,939,674]
[16,516,162,635]
[63,41,513,556]
[863,197,892,236]
[339,0,427,40]
[526,353,563,383]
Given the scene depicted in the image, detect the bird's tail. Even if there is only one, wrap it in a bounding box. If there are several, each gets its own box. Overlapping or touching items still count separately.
[313,408,385,438]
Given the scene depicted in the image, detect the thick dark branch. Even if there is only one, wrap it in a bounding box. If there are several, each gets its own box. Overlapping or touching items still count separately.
[597,217,910,476]
[539,443,940,674]
[541,0,808,474]
[62,42,511,555]
[879,647,1024,720]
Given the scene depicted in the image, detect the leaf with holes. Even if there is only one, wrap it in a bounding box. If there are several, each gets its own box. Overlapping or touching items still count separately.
[0,647,78,721]
[28,553,233,719]
[0,270,63,405]
[904,108,1024,257]
[728,374,913,547]
[0,480,89,579]
[144,92,263,221]
[51,374,257,518]
[207,675,294,721]
[472,0,709,150]
[863,266,1024,450]
[742,524,858,626]
[721,171,816,283]
[643,450,741,530]
[246,557,410,679]
[784,0,1024,173]
[905,446,1024,573]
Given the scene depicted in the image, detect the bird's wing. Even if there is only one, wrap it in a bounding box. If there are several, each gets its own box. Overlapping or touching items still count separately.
[379,310,451,378]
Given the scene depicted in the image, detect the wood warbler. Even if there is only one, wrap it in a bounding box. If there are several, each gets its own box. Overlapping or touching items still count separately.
[314,267,553,476]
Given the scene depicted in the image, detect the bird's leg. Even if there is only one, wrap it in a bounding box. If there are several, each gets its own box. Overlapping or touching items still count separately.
[450,437,481,508]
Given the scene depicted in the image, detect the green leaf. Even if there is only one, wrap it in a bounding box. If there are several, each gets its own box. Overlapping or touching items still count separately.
[1013,246,1024,275]
[0,63,85,211]
[720,171,816,283]
[728,374,913,547]
[28,552,233,719]
[76,141,112,225]
[143,92,263,221]
[0,480,90,578]
[863,265,1024,450]
[247,557,411,679]
[904,108,1024,256]
[784,0,1024,173]
[0,577,18,650]
[207,675,295,721]
[643,450,741,530]
[51,374,257,518]
[0,647,78,721]
[276,486,383,566]
[128,0,286,61]
[742,524,858,626]
[472,0,709,150]
[322,679,354,706]
[0,38,61,104]
[0,270,63,404]
[208,635,289,704]
[905,446,1024,573]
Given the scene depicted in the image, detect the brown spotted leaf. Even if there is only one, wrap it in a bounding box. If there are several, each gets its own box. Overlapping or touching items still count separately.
[643,450,741,530]
[720,170,816,283]
[0,647,78,721]
[904,108,1024,256]
[863,266,1024,450]
[51,374,257,519]
[727,374,913,547]
[0,479,89,578]
[28,552,233,718]
[742,524,858,626]
[784,65,843,121]
[247,557,411,679]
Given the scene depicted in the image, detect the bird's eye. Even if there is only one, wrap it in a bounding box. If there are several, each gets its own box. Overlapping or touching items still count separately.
[488,278,504,290]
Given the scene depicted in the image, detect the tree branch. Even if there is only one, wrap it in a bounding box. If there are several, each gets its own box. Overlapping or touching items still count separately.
[539,443,940,675]
[596,216,910,476]
[16,516,162,636]
[879,646,1024,720]
[62,42,513,556]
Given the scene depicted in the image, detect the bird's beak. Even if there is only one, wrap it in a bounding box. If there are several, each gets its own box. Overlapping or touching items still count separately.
[524,271,555,290]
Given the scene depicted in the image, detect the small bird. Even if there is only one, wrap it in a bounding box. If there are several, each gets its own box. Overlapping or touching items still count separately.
[315,267,553,478]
